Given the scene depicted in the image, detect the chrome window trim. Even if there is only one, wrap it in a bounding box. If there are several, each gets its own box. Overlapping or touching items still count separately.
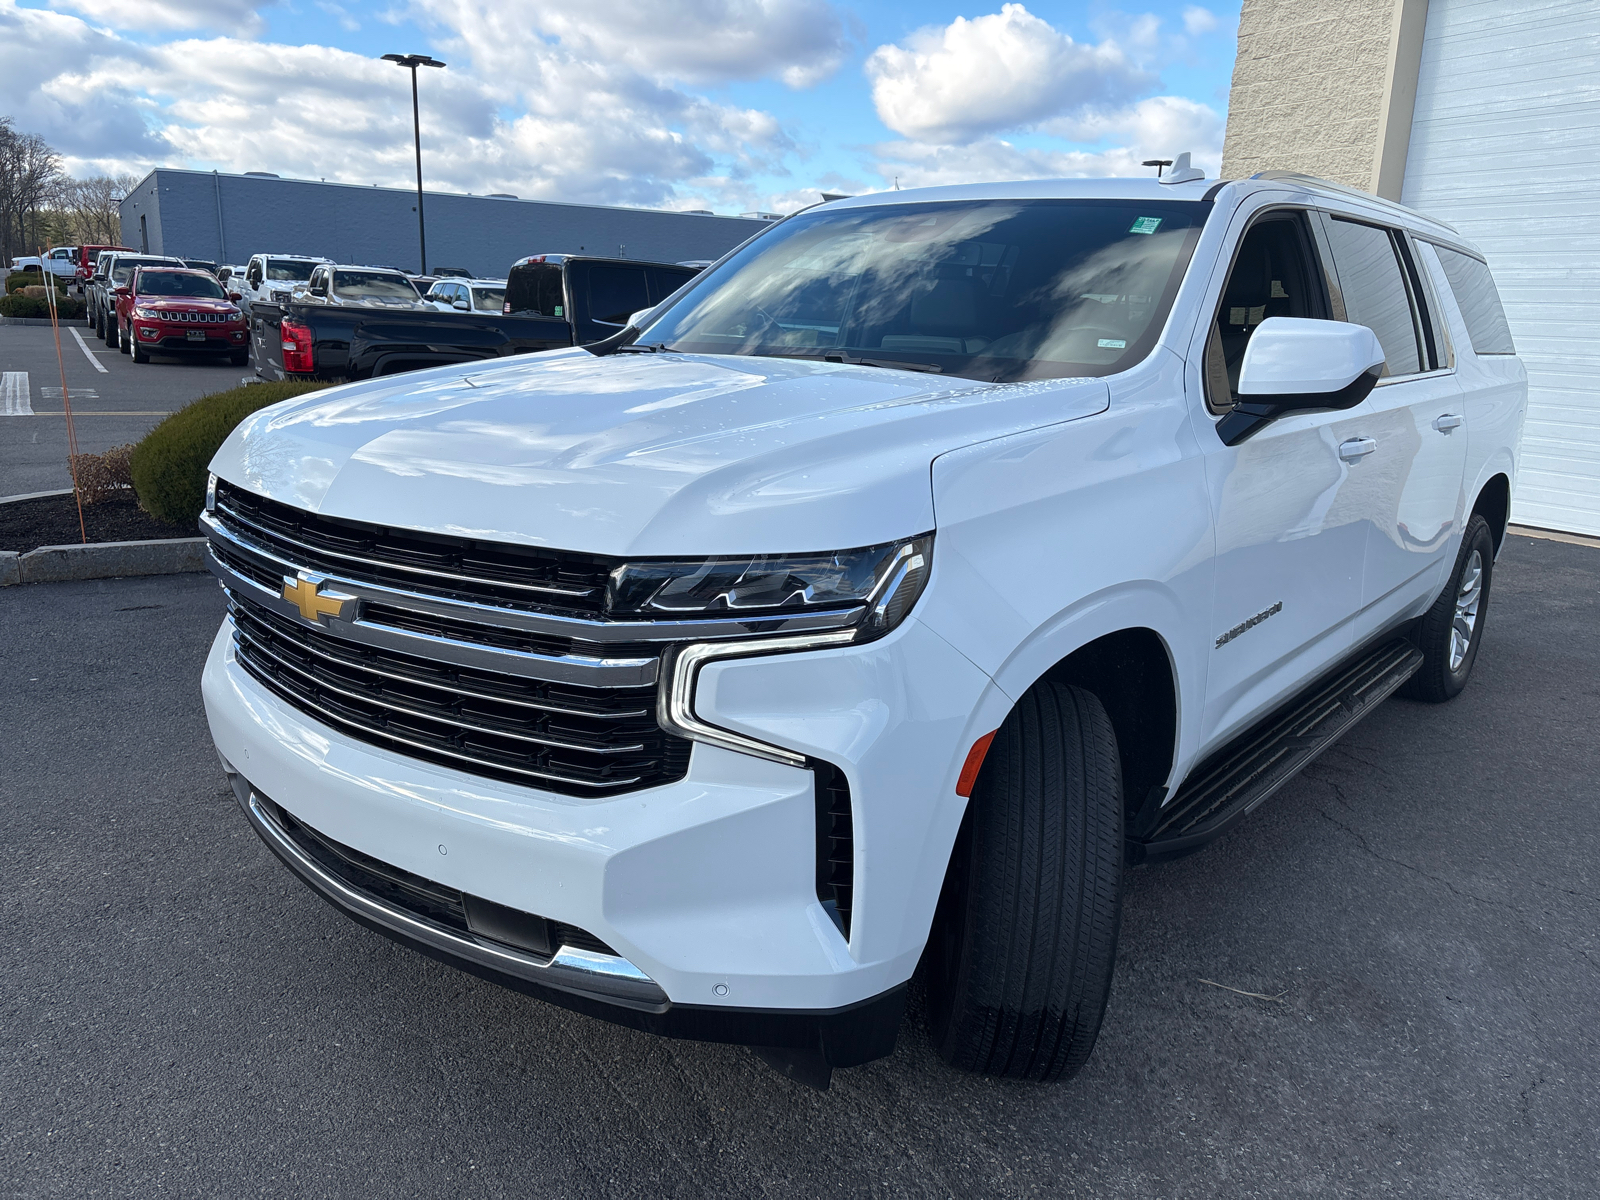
[202,509,864,644]
[235,782,667,1007]
[658,629,859,768]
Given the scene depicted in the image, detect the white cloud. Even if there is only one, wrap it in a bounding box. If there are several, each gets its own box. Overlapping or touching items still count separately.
[1182,6,1219,36]
[865,4,1152,144]
[872,96,1223,191]
[47,0,274,35]
[408,0,850,89]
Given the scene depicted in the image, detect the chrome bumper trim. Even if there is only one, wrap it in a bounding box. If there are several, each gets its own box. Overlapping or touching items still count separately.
[232,778,669,1009]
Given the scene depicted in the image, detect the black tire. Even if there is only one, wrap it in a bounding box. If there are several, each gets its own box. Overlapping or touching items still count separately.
[924,681,1124,1081]
[118,322,130,354]
[1401,513,1495,703]
[104,311,118,348]
[131,337,149,364]
[229,351,249,367]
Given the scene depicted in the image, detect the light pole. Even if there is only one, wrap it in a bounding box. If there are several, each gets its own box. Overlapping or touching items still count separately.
[382,52,446,275]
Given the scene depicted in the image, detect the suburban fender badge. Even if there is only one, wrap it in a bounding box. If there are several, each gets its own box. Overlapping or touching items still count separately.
[1216,600,1283,648]
[281,573,354,623]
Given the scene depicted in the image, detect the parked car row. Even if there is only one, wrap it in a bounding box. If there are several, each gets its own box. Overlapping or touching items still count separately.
[67,236,714,372]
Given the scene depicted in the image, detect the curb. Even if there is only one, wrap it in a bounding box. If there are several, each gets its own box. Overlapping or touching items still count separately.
[0,317,79,327]
[0,537,207,585]
[0,488,75,505]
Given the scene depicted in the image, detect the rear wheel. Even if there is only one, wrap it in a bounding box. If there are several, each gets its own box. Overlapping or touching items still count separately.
[104,312,118,348]
[1401,513,1495,703]
[924,680,1124,1081]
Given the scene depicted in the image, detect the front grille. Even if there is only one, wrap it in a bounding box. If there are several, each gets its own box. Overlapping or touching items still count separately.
[229,592,690,795]
[160,310,232,323]
[214,479,617,616]
[257,794,619,958]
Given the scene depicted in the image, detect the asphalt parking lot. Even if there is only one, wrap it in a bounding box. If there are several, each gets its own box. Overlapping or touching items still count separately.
[2,533,1597,1198]
[0,322,246,496]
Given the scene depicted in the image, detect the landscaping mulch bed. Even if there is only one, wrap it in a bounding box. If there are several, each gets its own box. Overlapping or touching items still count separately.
[0,492,195,554]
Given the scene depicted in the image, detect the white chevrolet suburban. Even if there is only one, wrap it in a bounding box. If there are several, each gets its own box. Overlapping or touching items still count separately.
[201,172,1525,1089]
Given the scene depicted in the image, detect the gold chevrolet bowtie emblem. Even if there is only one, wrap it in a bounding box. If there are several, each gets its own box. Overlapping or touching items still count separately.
[281,574,353,623]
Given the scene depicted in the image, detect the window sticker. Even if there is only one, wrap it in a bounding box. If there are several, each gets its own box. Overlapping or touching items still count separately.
[1097,338,1127,349]
[554,305,564,317]
[1129,217,1163,235]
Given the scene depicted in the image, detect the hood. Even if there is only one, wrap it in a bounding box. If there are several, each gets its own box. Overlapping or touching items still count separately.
[213,348,1109,557]
[332,294,427,309]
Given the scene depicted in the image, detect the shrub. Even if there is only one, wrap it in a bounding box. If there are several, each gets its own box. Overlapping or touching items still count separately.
[130,381,332,525]
[5,271,67,294]
[71,444,137,506]
[0,293,86,319]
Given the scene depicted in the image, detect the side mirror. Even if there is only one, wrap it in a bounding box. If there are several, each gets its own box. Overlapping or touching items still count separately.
[114,285,131,296]
[627,306,657,330]
[452,298,470,311]
[1218,318,1386,446]
[229,291,242,302]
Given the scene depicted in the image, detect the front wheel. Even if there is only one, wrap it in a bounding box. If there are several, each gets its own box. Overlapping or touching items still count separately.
[229,351,249,367]
[1401,513,1495,703]
[130,337,149,364]
[924,680,1124,1081]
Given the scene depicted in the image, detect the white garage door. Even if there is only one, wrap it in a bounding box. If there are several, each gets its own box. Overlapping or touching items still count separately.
[1401,0,1600,536]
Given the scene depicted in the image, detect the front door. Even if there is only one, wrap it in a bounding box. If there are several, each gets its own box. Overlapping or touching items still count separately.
[1189,205,1371,749]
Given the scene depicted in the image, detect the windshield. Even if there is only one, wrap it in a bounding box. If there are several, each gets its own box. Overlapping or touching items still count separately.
[638,198,1208,382]
[471,286,506,312]
[112,258,175,285]
[332,270,421,300]
[266,259,317,282]
[136,271,226,299]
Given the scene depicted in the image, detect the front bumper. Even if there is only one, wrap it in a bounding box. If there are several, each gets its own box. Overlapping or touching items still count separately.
[134,322,247,352]
[203,609,999,1044]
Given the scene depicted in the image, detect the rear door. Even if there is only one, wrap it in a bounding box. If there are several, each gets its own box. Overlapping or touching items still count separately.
[1316,213,1467,642]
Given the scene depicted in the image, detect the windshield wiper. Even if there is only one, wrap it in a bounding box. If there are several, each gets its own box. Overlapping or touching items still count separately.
[821,353,943,375]
[615,342,680,354]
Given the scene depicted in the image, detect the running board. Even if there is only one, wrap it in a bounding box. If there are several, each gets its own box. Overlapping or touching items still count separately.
[1128,636,1423,865]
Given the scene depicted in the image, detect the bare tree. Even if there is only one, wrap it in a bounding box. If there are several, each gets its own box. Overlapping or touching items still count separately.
[0,118,64,264]
[50,173,139,246]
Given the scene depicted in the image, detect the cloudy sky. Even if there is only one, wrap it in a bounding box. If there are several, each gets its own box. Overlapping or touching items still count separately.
[2,0,1239,213]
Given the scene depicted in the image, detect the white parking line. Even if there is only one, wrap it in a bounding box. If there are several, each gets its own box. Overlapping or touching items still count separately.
[70,326,110,373]
[2,371,31,416]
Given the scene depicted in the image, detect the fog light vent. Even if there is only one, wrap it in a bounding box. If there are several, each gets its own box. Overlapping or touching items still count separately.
[814,761,853,939]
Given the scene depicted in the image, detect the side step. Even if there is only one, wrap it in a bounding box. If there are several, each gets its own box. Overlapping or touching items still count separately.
[1128,636,1422,865]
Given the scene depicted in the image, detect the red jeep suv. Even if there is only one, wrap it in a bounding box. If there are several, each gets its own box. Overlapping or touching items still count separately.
[117,267,250,366]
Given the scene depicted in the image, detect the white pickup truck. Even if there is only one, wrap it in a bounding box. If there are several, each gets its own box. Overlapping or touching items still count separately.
[200,172,1525,1089]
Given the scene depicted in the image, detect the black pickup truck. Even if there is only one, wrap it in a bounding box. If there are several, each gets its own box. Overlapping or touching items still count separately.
[250,254,700,381]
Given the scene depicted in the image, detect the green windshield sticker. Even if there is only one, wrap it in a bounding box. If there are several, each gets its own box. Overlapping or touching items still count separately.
[554,305,564,317]
[1129,217,1162,235]
[1098,338,1127,349]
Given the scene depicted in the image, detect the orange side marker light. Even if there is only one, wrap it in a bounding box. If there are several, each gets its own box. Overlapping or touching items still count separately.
[955,731,997,797]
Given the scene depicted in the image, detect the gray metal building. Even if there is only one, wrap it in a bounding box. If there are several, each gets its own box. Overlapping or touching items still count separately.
[117,169,770,278]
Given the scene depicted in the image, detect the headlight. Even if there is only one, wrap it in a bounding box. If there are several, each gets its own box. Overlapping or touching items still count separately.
[608,535,931,639]
[205,473,217,513]
[134,306,158,318]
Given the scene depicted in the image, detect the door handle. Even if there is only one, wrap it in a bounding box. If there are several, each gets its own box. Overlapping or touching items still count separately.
[1338,437,1377,462]
[1433,413,1463,432]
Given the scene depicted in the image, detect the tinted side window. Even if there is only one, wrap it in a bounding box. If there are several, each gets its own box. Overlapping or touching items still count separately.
[505,263,565,317]
[585,265,651,325]
[1433,247,1515,355]
[646,266,696,304]
[1322,217,1423,376]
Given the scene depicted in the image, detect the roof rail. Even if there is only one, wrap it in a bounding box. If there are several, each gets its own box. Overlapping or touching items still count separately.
[1248,171,1458,233]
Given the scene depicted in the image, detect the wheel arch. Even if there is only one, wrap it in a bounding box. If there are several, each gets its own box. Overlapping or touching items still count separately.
[1038,627,1179,825]
[1471,471,1511,555]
